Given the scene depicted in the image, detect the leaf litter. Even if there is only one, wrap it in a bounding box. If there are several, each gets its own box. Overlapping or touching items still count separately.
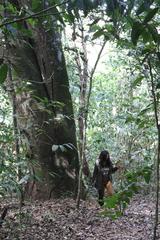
[0,194,159,240]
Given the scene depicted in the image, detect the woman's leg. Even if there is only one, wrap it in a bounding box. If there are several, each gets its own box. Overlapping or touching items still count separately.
[98,189,104,206]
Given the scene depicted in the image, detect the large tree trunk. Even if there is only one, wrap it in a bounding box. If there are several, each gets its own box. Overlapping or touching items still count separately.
[5,1,79,199]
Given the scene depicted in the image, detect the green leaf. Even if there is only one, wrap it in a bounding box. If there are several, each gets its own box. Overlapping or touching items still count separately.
[89,24,101,32]
[104,194,118,209]
[156,81,160,89]
[32,0,42,11]
[147,24,160,43]
[141,166,152,183]
[122,196,130,204]
[100,209,120,219]
[130,183,140,193]
[132,76,144,88]
[138,105,152,116]
[63,13,75,24]
[131,21,144,46]
[125,190,133,198]
[136,2,153,15]
[143,172,151,183]
[59,145,67,152]
[92,29,105,40]
[0,64,8,84]
[125,116,134,124]
[136,3,146,15]
[142,29,153,43]
[55,8,65,26]
[143,8,159,24]
[137,120,146,129]
[115,210,123,218]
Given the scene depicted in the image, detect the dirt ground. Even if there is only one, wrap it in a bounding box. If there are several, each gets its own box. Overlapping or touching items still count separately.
[0,194,159,240]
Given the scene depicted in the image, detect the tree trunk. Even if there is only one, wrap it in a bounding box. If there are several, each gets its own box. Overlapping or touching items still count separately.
[4,1,79,199]
[148,60,160,240]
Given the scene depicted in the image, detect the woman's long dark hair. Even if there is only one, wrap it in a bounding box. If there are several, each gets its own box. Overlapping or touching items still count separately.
[99,150,111,167]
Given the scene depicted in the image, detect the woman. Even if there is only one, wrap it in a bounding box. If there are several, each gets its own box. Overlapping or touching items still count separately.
[92,150,118,206]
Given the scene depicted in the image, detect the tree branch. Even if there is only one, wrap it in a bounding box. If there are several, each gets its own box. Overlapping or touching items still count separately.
[86,40,106,116]
[0,0,69,28]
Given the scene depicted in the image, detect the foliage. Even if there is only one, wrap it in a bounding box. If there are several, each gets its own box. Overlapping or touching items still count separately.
[0,64,8,84]
[0,87,27,198]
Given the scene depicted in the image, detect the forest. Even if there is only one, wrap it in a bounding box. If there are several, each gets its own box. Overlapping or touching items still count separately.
[0,0,160,239]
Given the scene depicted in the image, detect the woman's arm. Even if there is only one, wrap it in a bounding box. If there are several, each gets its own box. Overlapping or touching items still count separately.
[109,161,118,174]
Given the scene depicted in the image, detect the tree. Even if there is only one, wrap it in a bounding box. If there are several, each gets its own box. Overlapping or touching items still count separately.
[1,0,79,199]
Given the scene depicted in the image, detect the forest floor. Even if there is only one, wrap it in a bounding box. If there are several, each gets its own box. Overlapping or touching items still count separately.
[0,194,159,240]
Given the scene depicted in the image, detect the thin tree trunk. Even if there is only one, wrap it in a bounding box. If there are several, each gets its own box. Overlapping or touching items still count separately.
[75,22,88,207]
[8,64,22,181]
[8,63,24,206]
[75,24,106,207]
[148,59,160,240]
[73,20,106,182]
